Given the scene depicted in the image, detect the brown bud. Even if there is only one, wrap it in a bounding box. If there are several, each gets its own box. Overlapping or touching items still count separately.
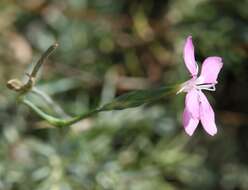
[6,79,23,91]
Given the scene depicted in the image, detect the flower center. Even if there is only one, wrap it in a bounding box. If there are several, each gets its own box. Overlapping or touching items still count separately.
[177,77,216,94]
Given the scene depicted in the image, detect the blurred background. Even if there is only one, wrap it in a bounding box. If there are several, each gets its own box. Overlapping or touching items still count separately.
[0,0,248,189]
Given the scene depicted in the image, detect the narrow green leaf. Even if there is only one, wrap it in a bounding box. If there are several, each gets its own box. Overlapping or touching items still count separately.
[100,86,174,111]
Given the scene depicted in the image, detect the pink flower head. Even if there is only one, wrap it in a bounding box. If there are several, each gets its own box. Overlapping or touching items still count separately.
[178,36,223,136]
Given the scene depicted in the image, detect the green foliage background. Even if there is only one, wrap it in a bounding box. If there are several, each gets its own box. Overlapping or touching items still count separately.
[0,0,248,189]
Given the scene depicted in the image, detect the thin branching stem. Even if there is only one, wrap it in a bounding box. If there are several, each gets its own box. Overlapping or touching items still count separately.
[9,43,178,128]
[31,87,69,118]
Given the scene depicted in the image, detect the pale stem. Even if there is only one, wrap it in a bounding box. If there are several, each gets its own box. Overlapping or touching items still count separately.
[31,87,69,118]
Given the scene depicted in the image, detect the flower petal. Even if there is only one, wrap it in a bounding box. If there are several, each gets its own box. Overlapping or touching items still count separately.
[199,56,223,84]
[183,108,199,136]
[199,91,217,136]
[185,89,200,118]
[183,36,198,76]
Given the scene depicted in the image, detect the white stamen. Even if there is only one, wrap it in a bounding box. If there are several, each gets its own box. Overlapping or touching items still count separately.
[195,63,199,75]
[177,77,216,94]
[197,84,216,91]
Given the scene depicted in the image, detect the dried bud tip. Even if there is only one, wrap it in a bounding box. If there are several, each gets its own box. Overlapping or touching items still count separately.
[53,42,59,48]
[6,79,23,91]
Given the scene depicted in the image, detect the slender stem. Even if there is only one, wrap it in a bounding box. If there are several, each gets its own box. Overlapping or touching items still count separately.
[62,109,102,126]
[21,98,102,127]
[31,87,69,118]
[20,85,178,127]
[22,98,65,127]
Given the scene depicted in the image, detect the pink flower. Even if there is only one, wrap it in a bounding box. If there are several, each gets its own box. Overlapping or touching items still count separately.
[177,36,223,136]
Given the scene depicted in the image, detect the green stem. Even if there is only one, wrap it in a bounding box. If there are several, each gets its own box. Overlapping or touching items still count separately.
[21,98,102,127]
[63,108,102,126]
[21,84,179,128]
[31,87,69,118]
[22,98,65,127]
